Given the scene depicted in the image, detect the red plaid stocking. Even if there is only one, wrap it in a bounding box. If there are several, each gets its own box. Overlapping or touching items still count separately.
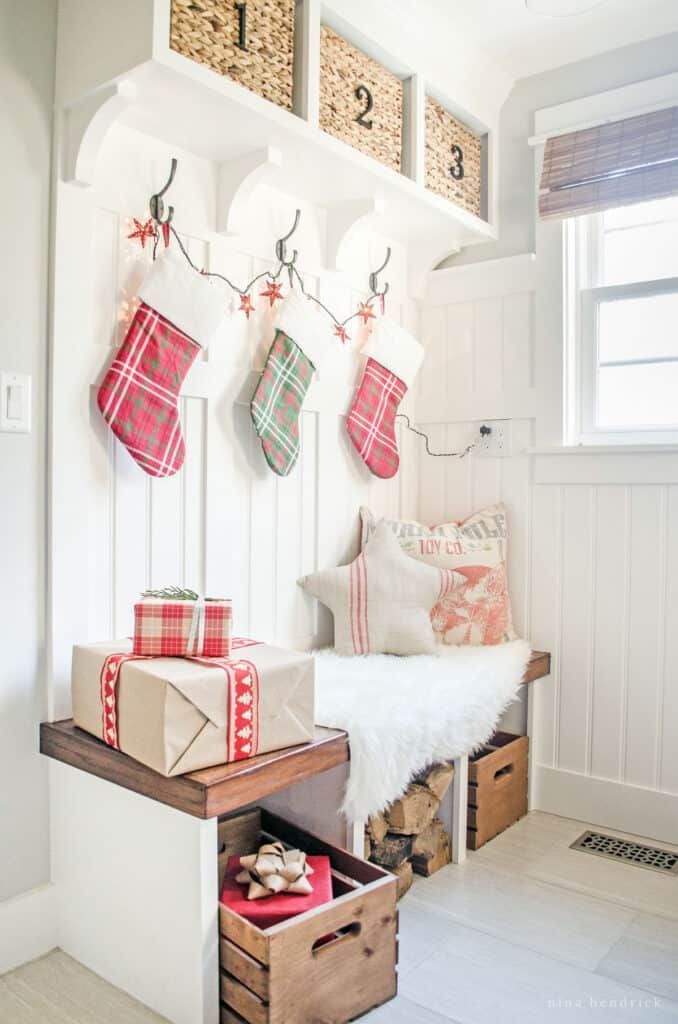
[98,249,224,478]
[346,319,424,479]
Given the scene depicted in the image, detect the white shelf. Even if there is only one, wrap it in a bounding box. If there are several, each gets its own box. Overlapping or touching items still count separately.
[59,1,497,289]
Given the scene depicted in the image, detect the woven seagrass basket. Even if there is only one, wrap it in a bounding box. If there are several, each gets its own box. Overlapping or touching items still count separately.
[170,0,295,112]
[425,97,482,217]
[319,25,402,174]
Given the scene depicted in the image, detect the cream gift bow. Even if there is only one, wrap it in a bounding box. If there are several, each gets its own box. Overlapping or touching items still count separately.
[236,841,314,900]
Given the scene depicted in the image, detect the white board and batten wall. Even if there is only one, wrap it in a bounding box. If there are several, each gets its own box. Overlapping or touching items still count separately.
[49,121,419,723]
[423,249,678,846]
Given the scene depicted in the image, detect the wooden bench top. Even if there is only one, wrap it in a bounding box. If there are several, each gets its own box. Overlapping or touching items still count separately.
[40,651,550,819]
[523,649,550,684]
[40,720,350,819]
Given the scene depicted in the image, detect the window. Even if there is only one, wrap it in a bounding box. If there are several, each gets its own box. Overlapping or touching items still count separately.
[565,195,678,445]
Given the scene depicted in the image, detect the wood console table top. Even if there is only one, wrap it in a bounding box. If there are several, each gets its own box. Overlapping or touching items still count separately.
[40,651,549,819]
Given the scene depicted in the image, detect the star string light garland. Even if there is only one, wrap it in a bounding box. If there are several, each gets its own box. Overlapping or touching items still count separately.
[126,213,476,460]
[125,216,388,342]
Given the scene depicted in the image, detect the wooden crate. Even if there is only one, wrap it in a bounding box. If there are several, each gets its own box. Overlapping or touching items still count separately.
[467,732,528,851]
[425,97,482,217]
[218,808,398,1023]
[319,25,403,174]
[170,0,296,112]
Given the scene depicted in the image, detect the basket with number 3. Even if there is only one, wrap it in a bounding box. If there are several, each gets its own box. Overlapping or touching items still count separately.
[170,0,296,112]
[319,25,403,174]
[425,96,482,217]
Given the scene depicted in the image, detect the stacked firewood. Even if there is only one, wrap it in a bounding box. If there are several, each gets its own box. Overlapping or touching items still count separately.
[364,762,455,898]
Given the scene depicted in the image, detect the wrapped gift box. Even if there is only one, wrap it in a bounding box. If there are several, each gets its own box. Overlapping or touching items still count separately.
[71,640,315,776]
[220,854,333,930]
[133,597,232,657]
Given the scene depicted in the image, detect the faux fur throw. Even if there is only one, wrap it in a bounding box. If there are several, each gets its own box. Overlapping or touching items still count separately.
[314,640,531,823]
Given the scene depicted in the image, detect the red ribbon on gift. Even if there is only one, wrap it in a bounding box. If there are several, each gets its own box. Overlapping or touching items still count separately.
[99,640,261,760]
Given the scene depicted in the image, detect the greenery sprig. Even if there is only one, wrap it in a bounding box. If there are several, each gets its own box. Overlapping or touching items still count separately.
[141,586,199,601]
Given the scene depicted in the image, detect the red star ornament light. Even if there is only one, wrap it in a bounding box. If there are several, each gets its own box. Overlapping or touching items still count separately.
[333,324,350,343]
[239,293,254,319]
[357,301,376,325]
[259,280,284,307]
[127,218,156,249]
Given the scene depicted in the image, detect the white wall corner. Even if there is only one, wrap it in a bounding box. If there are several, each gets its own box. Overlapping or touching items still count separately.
[424,252,537,305]
[0,885,58,975]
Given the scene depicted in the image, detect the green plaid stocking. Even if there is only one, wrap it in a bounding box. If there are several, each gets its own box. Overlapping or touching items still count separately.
[250,290,326,476]
[250,330,314,476]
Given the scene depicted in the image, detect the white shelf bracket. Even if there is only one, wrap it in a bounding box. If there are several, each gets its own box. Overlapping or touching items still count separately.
[325,196,385,271]
[62,80,137,188]
[408,238,461,300]
[216,146,283,237]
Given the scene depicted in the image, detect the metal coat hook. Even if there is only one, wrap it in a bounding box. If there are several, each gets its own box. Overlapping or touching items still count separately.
[275,209,301,266]
[369,247,391,296]
[150,158,178,225]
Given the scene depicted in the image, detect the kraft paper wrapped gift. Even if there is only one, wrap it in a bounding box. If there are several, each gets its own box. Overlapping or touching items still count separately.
[71,640,315,776]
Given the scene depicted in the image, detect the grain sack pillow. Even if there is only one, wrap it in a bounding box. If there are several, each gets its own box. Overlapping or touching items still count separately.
[298,520,461,656]
[360,504,517,646]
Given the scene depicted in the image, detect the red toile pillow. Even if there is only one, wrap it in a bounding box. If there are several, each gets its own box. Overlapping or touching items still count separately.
[360,504,517,646]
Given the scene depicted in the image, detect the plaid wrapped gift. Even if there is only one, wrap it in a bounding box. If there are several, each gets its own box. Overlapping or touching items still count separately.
[346,318,424,480]
[133,598,232,657]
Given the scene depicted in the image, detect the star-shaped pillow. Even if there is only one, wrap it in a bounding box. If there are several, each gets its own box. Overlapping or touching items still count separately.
[298,520,463,656]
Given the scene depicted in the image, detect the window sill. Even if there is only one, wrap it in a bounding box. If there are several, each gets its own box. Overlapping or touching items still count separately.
[527,444,678,456]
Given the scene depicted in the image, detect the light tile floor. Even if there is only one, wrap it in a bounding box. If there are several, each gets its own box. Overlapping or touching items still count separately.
[2,812,677,1023]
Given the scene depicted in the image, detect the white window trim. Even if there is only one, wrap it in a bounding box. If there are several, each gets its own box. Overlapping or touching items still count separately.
[533,71,678,450]
[578,275,678,445]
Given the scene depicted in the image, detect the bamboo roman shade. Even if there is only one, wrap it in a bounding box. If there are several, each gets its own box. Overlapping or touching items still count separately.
[539,105,678,220]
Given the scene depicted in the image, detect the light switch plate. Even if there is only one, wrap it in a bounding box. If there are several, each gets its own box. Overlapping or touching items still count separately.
[0,372,31,433]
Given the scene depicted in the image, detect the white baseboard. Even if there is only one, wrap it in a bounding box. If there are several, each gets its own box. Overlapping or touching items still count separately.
[0,885,57,975]
[533,765,678,846]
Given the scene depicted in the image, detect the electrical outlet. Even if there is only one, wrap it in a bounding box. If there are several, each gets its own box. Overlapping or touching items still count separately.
[475,420,512,457]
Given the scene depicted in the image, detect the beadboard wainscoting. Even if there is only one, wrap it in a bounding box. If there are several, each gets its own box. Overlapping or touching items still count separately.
[422,256,678,844]
[48,122,417,723]
[417,256,536,736]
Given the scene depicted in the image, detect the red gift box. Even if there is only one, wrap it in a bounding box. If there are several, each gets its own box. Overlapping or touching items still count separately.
[133,598,232,657]
[220,855,333,930]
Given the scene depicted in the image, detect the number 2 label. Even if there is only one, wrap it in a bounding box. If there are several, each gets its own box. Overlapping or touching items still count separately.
[355,85,374,130]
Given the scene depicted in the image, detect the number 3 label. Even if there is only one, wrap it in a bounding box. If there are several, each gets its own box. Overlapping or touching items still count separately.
[449,144,464,180]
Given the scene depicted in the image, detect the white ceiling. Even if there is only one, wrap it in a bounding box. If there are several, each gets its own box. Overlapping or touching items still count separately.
[421,0,678,79]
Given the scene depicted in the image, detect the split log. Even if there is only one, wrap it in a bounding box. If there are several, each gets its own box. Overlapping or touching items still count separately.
[366,812,389,845]
[392,858,414,900]
[364,835,372,860]
[385,784,440,835]
[370,833,414,870]
[413,762,455,802]
[411,817,452,877]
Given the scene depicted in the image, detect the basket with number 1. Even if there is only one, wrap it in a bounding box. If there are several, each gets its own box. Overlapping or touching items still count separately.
[169,0,296,112]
